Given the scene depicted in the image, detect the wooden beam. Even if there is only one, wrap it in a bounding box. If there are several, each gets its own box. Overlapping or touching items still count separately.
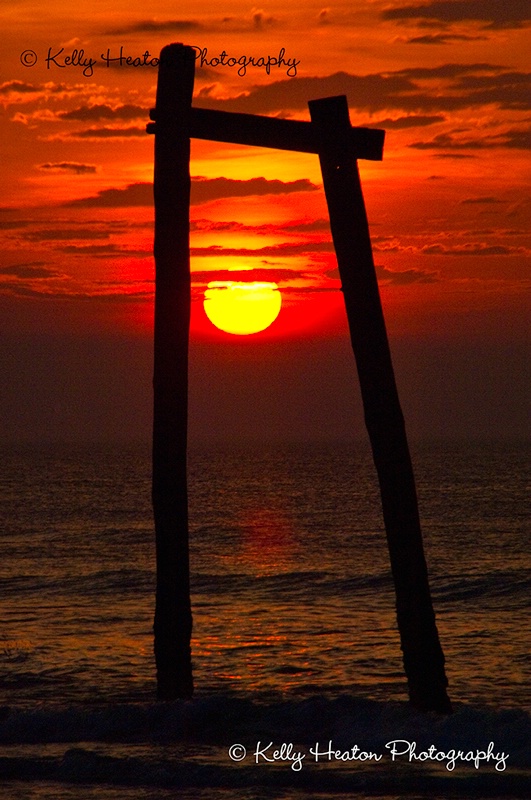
[152,42,195,700]
[309,95,452,714]
[148,104,385,161]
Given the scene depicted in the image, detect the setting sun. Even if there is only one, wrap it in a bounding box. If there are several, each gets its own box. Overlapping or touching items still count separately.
[203,280,282,335]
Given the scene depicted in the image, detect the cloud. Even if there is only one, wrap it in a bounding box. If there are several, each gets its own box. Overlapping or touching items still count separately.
[11,109,65,126]
[370,114,445,129]
[0,80,86,106]
[67,126,146,139]
[405,33,488,44]
[20,228,110,242]
[326,263,438,285]
[58,244,149,258]
[372,237,408,254]
[420,243,527,255]
[58,104,148,121]
[502,129,531,149]
[0,80,51,108]
[194,63,531,115]
[103,19,201,35]
[251,8,278,29]
[65,177,319,208]
[280,284,337,295]
[368,235,529,259]
[277,219,331,233]
[410,128,531,151]
[191,267,304,285]
[191,241,334,257]
[192,176,319,203]
[397,63,501,79]
[433,152,476,158]
[0,80,40,95]
[195,70,415,114]
[65,183,152,207]
[38,162,97,174]
[460,196,504,204]
[1,281,152,301]
[191,219,246,233]
[0,219,34,230]
[375,265,439,285]
[190,217,330,234]
[0,262,62,279]
[382,1,531,29]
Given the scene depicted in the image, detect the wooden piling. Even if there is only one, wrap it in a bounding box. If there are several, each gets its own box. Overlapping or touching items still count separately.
[309,95,451,713]
[152,43,196,700]
[148,50,450,710]
[148,106,384,160]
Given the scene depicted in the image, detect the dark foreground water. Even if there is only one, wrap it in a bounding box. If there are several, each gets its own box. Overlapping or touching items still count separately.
[1,440,529,798]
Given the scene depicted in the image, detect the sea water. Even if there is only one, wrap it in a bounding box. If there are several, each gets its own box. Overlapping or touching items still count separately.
[1,440,529,798]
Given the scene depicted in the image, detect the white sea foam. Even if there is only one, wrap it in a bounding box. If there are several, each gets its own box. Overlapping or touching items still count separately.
[0,695,529,796]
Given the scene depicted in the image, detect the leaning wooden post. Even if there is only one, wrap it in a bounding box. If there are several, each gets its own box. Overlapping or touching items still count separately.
[152,43,196,699]
[309,95,451,713]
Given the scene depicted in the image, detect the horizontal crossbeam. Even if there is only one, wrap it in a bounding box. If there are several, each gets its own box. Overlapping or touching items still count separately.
[147,104,384,161]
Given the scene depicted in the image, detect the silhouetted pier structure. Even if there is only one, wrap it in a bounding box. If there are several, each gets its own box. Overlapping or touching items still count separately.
[147,43,451,713]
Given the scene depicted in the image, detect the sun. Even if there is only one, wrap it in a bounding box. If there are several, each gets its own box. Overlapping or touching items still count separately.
[203,280,282,335]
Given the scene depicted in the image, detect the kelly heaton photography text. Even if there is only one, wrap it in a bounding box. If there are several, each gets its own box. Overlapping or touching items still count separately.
[230,740,509,773]
[20,44,300,78]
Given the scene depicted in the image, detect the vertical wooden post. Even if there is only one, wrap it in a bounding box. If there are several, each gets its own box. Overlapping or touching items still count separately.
[309,96,451,713]
[152,43,196,699]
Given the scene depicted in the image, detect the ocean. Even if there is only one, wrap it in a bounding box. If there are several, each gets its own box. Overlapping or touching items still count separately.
[1,440,529,798]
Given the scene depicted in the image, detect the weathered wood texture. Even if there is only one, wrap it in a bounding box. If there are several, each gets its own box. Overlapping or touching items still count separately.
[309,95,451,713]
[148,106,384,160]
[152,43,195,700]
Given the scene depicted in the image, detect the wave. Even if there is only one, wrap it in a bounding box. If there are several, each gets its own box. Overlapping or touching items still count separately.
[0,749,528,798]
[0,694,528,797]
[431,570,531,610]
[1,693,528,748]
[4,568,528,614]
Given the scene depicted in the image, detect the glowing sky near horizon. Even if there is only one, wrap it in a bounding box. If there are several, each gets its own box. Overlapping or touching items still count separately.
[1,1,529,442]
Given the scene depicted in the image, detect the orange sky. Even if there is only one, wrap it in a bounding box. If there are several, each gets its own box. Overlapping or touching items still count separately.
[1,1,530,443]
